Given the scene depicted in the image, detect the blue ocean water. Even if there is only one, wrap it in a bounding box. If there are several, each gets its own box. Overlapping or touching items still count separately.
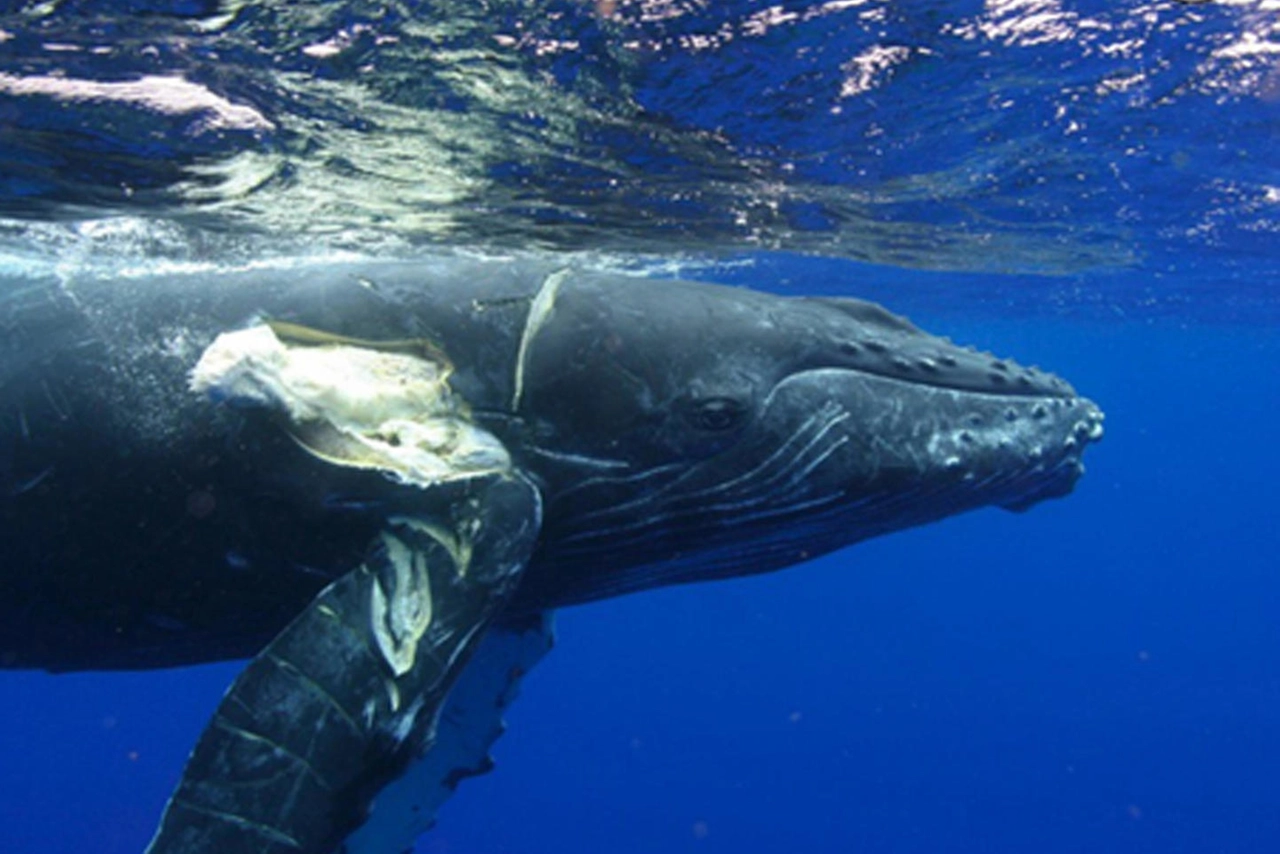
[1,1,1278,853]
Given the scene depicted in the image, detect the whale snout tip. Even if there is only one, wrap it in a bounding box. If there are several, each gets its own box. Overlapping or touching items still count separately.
[998,396,1105,512]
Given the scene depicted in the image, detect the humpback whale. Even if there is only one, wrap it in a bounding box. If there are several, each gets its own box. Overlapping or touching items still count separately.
[0,257,1103,853]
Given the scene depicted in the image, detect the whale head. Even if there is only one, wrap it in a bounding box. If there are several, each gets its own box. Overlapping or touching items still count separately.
[509,274,1103,607]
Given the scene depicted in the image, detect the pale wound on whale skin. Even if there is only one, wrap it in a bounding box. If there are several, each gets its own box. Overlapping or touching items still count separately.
[370,527,434,678]
[390,514,474,580]
[189,323,511,487]
[512,268,568,412]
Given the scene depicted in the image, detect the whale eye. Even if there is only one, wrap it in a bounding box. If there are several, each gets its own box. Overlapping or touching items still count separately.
[688,396,747,432]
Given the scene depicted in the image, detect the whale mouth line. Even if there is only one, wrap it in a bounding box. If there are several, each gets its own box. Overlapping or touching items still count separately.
[826,362,1079,401]
[780,367,1100,421]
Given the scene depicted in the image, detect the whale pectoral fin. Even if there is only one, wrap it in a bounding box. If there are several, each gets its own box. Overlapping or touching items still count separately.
[144,475,541,854]
[342,611,556,853]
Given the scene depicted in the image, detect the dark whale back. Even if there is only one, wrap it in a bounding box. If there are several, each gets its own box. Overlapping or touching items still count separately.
[0,259,551,670]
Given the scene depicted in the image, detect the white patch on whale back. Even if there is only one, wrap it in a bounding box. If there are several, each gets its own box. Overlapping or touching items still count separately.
[511,267,568,412]
[189,324,510,488]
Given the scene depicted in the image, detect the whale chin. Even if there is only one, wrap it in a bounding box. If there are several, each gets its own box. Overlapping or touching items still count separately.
[997,450,1093,513]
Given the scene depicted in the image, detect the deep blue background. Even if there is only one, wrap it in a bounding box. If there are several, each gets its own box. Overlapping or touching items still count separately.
[3,267,1278,854]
